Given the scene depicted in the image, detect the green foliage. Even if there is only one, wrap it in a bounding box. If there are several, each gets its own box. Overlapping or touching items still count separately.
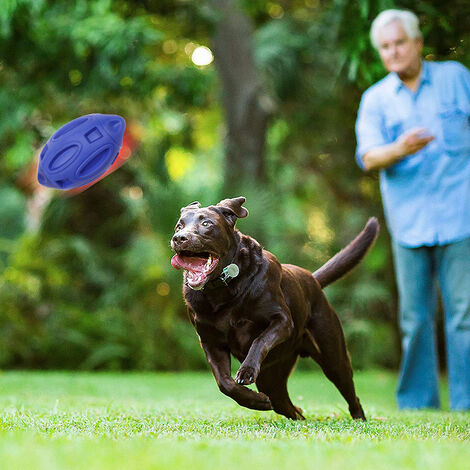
[0,0,468,371]
[0,186,27,239]
[0,228,206,370]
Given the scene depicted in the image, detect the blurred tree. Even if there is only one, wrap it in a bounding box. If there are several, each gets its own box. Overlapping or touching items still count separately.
[210,0,275,188]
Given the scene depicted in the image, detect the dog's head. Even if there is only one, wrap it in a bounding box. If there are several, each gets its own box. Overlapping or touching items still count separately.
[170,197,249,290]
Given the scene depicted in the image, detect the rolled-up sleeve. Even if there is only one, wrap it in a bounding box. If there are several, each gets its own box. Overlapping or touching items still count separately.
[355,89,387,170]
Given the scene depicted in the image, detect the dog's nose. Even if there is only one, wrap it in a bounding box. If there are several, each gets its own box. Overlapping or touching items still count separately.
[172,233,188,244]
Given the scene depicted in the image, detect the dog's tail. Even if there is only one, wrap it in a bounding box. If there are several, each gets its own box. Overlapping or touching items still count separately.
[313,217,379,289]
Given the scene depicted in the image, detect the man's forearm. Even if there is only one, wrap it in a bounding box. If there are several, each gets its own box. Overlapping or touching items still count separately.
[362,141,405,171]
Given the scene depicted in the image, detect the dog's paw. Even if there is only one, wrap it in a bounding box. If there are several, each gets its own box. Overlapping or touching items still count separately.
[255,392,273,410]
[235,364,258,385]
[294,406,306,420]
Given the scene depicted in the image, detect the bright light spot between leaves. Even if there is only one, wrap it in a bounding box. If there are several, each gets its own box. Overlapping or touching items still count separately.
[191,46,214,66]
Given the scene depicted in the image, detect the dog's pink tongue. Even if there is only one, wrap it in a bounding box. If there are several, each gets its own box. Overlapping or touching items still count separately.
[171,254,207,272]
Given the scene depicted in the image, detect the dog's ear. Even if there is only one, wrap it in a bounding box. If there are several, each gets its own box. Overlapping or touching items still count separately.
[216,197,249,226]
[180,201,201,213]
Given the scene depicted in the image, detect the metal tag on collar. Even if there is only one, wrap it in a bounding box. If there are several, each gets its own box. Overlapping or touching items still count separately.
[220,263,239,285]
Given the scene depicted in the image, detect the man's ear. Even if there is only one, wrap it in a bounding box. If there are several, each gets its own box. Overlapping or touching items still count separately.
[216,197,249,226]
[180,201,201,213]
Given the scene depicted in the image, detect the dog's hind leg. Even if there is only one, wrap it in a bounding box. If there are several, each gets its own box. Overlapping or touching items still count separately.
[256,355,305,420]
[304,304,366,421]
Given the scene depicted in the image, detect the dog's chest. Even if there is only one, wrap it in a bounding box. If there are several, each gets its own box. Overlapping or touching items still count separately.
[194,306,262,359]
[227,315,259,358]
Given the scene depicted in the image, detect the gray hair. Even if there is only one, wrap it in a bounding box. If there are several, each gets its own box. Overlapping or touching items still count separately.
[370,9,422,49]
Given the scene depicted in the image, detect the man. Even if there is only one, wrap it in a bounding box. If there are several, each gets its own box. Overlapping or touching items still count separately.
[355,9,470,410]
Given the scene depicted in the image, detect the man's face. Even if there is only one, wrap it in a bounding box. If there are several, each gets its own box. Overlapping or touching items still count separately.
[378,20,422,75]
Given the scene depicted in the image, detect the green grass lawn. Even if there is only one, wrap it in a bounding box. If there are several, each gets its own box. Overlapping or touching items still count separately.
[0,370,469,470]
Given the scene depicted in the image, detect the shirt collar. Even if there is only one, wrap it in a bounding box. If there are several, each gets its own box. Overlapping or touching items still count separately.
[391,60,430,93]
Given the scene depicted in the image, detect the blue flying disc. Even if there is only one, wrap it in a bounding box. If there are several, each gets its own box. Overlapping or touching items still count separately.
[37,113,126,190]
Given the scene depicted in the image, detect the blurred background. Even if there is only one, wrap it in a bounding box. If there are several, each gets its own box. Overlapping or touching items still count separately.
[0,0,468,372]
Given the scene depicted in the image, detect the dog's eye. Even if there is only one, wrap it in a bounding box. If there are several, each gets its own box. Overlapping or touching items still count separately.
[201,220,212,227]
[175,223,183,231]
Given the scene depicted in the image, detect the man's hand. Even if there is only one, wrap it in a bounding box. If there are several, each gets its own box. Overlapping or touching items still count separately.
[396,127,434,156]
[363,127,434,171]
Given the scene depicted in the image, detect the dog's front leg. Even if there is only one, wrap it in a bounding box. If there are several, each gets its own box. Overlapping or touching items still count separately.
[201,342,272,411]
[235,312,294,385]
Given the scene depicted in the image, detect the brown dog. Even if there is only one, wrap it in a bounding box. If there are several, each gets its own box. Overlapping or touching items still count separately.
[171,197,379,420]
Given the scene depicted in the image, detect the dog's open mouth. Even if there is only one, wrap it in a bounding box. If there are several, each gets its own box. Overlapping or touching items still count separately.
[171,251,219,289]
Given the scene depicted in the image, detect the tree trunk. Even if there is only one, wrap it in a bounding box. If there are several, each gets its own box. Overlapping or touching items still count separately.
[210,0,274,190]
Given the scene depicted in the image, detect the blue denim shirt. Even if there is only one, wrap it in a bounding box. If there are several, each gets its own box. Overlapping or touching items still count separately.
[355,60,470,247]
